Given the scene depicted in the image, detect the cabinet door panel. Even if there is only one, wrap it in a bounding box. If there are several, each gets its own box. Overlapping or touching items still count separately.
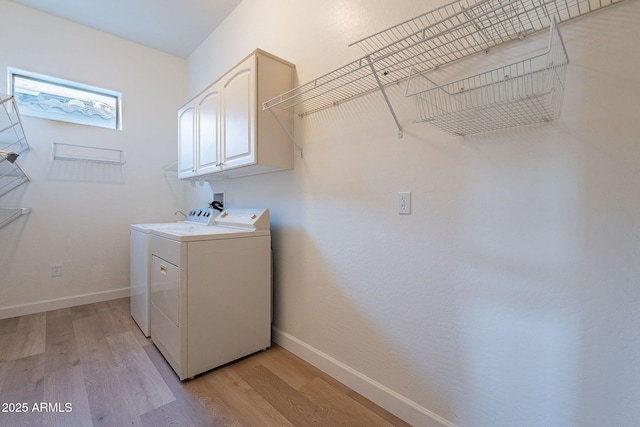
[198,90,221,174]
[178,105,196,178]
[222,57,256,169]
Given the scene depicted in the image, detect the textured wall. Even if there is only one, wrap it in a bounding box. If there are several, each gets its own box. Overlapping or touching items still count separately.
[185,0,640,425]
[0,1,188,315]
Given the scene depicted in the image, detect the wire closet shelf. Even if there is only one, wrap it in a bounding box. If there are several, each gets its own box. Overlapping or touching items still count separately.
[0,94,29,155]
[262,0,622,133]
[0,155,29,197]
[0,94,30,230]
[52,142,126,165]
[406,17,568,135]
[0,208,30,230]
[0,94,30,199]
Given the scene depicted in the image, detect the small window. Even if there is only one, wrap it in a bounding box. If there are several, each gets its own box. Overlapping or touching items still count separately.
[8,68,122,130]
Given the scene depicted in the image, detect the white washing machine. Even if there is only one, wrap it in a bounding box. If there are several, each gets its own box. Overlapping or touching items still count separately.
[130,207,217,337]
[148,208,271,380]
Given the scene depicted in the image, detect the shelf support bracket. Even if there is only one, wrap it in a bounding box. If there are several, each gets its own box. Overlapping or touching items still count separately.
[266,107,303,158]
[365,56,403,138]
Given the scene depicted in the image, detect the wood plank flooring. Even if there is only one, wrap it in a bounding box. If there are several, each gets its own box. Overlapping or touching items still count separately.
[0,298,410,426]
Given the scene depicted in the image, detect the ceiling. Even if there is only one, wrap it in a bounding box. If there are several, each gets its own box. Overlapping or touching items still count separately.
[9,0,243,58]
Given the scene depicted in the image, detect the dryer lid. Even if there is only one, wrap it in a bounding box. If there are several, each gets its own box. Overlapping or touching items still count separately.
[215,209,269,230]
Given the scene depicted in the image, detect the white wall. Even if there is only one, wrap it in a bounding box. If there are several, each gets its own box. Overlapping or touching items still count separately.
[0,1,188,317]
[186,0,640,426]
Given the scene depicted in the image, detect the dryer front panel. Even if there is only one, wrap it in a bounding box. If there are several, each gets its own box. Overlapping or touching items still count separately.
[150,255,180,327]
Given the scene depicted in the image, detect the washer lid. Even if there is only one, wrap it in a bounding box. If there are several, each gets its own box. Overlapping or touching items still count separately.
[151,224,269,242]
[130,221,185,233]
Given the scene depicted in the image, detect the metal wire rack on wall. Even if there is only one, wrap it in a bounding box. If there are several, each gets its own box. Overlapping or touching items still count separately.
[0,94,30,230]
[405,17,568,135]
[262,0,623,137]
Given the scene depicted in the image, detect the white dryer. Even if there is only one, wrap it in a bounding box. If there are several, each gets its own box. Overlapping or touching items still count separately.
[130,207,217,337]
[148,209,271,380]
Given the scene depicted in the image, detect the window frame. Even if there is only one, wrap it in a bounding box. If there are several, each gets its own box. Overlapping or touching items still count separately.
[8,68,122,130]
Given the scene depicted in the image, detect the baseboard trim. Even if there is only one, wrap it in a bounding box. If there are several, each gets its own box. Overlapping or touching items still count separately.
[0,287,130,320]
[272,326,457,427]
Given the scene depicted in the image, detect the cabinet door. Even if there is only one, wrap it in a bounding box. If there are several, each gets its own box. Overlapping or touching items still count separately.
[178,103,196,178]
[197,89,221,175]
[222,55,256,170]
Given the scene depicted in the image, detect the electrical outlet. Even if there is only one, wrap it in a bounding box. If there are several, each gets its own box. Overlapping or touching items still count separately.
[397,192,411,215]
[51,264,62,277]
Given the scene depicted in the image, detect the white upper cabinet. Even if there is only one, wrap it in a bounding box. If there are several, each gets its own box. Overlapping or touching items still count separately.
[222,55,255,171]
[178,50,294,180]
[178,104,196,178]
[198,89,222,175]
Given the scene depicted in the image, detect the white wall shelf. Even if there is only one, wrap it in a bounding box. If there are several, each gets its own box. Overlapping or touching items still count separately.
[0,94,30,199]
[163,160,178,172]
[0,207,30,231]
[52,142,126,165]
[0,94,29,155]
[405,17,568,135]
[0,154,29,197]
[263,0,623,136]
[0,94,31,230]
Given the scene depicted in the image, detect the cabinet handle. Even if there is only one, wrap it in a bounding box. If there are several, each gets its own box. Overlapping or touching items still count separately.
[160,265,167,275]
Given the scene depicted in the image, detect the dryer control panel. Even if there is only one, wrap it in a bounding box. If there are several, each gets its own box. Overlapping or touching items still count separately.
[215,209,269,230]
[184,207,215,225]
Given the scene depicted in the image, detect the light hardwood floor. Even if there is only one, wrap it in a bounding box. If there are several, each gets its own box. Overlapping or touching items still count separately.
[0,298,410,426]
